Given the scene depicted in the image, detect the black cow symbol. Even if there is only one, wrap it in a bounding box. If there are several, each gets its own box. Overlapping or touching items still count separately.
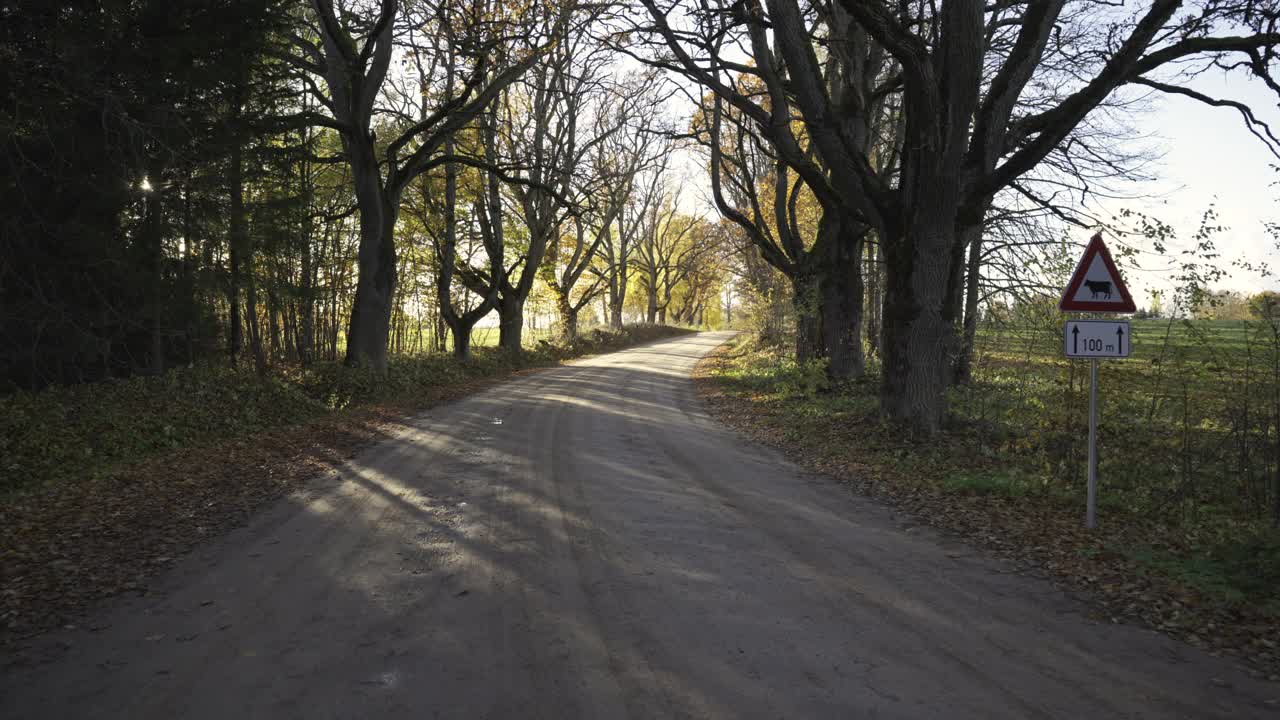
[1083,280,1112,299]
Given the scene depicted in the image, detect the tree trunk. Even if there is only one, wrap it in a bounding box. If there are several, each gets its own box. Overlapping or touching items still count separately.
[181,178,197,364]
[498,295,524,351]
[554,290,579,342]
[145,169,165,376]
[345,211,396,370]
[821,221,865,381]
[297,121,316,365]
[267,284,281,358]
[607,269,625,330]
[610,299,623,331]
[609,212,628,331]
[344,137,398,371]
[442,312,475,358]
[760,280,787,346]
[880,216,956,434]
[953,224,984,384]
[299,225,314,365]
[452,323,472,359]
[244,251,266,376]
[226,76,250,370]
[284,301,298,361]
[227,196,242,367]
[875,0,983,432]
[227,122,266,377]
[435,129,497,361]
[646,281,658,324]
[864,235,881,357]
[563,304,579,342]
[792,272,822,364]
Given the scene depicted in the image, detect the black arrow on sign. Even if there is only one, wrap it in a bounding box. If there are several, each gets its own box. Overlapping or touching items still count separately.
[1072,325,1079,354]
[1116,325,1124,354]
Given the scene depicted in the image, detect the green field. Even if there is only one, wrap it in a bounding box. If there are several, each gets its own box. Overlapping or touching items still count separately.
[969,317,1280,613]
[466,325,557,348]
[977,317,1261,366]
[967,318,1277,519]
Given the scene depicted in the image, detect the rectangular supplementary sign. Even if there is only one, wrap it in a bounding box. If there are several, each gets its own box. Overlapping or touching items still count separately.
[1064,320,1131,359]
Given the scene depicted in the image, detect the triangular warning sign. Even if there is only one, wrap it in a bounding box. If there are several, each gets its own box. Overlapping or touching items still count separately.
[1059,233,1136,313]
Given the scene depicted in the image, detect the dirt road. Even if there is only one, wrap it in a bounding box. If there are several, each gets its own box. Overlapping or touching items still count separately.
[3,332,1276,719]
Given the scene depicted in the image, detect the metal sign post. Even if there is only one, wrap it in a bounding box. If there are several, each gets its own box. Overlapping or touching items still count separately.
[1064,319,1128,529]
[1087,359,1098,529]
[1059,233,1135,530]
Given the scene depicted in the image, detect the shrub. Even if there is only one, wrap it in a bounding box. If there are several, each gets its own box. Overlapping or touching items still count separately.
[0,365,326,492]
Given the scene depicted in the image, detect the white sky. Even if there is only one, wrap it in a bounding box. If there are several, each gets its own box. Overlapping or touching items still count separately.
[1100,71,1280,302]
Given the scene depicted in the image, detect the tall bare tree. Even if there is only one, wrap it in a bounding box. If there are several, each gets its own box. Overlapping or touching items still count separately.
[542,70,668,340]
[636,0,1280,432]
[628,1,895,378]
[598,145,671,330]
[287,0,562,370]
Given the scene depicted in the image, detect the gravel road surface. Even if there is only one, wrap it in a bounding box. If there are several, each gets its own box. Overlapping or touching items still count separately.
[3,331,1276,719]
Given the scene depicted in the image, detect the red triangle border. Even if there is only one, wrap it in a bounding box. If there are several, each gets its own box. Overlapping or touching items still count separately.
[1059,233,1136,313]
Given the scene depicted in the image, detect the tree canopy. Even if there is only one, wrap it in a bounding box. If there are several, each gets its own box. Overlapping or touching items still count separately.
[4,0,1278,436]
